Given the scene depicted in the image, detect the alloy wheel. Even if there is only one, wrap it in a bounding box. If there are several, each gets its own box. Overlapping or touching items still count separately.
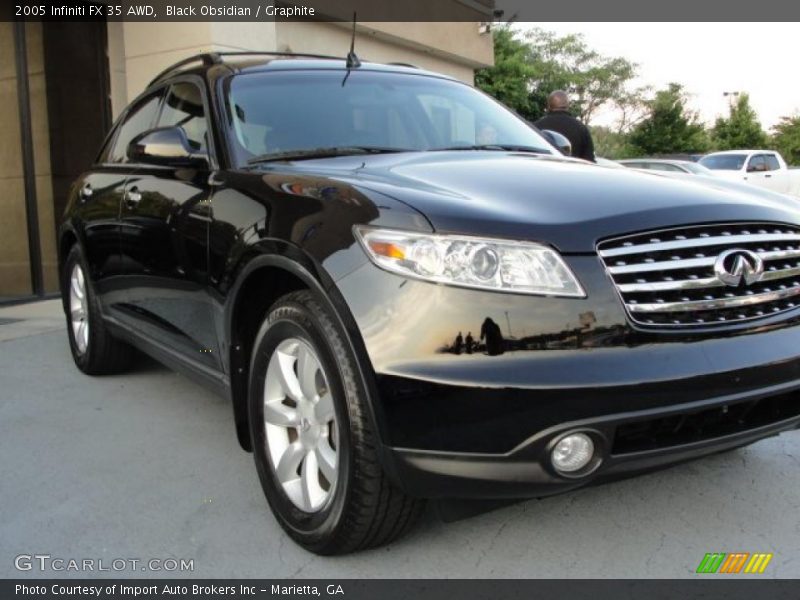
[69,263,89,354]
[263,338,339,512]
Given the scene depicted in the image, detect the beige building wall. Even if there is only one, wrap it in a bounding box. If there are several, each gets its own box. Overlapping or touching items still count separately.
[0,22,58,297]
[110,21,494,118]
[276,22,486,83]
[26,23,59,293]
[0,22,30,297]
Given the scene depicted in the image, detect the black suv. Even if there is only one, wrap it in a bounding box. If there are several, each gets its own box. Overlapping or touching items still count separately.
[60,53,800,554]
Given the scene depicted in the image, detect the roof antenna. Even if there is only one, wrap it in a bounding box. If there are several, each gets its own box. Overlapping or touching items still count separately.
[346,12,361,69]
[342,12,360,86]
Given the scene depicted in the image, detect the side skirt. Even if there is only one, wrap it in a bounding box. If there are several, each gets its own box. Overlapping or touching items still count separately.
[104,315,231,401]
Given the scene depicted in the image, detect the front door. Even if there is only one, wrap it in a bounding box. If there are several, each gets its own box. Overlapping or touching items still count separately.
[745,154,770,190]
[116,80,221,370]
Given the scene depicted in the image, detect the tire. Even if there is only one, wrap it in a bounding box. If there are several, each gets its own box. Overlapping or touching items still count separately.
[248,290,424,554]
[63,244,133,375]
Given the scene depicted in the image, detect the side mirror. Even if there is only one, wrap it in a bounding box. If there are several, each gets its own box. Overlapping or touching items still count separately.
[541,129,572,156]
[128,126,209,169]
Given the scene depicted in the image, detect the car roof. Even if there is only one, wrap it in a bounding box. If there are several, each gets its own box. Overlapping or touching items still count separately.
[703,150,774,156]
[148,52,454,89]
[619,158,692,165]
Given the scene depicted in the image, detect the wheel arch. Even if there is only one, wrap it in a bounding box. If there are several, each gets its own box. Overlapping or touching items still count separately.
[225,251,389,465]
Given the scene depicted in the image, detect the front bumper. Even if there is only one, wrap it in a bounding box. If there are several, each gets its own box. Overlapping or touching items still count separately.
[386,383,800,498]
[335,258,800,499]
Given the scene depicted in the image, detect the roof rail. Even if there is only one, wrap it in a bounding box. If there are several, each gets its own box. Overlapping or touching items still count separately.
[148,53,222,87]
[387,62,419,69]
[147,51,347,88]
[215,51,343,61]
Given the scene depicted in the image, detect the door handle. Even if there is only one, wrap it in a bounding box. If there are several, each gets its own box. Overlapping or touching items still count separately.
[79,183,93,202]
[125,186,142,206]
[765,174,772,178]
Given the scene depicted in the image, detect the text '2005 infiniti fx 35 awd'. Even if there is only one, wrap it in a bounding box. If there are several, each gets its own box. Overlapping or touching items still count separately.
[59,53,800,554]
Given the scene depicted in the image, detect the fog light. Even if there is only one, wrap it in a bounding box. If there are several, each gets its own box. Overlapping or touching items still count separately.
[551,432,595,474]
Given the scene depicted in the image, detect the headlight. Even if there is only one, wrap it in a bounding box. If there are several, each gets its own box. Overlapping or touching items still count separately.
[354,227,585,297]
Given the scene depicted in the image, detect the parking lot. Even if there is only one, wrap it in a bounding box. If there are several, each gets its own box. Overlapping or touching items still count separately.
[1,299,799,579]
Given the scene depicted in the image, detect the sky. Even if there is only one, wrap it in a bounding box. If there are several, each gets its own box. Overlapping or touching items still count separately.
[512,23,800,131]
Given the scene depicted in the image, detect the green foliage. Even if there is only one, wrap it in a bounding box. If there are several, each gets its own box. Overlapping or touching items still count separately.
[476,27,799,160]
[475,27,639,125]
[711,93,768,150]
[474,27,536,118]
[521,28,637,124]
[771,114,800,166]
[628,84,710,155]
[591,126,636,159]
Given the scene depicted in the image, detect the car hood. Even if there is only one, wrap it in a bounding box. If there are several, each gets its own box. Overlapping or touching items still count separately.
[260,151,800,253]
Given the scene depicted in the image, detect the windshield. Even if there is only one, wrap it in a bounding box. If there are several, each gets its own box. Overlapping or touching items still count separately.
[699,154,747,170]
[225,70,553,166]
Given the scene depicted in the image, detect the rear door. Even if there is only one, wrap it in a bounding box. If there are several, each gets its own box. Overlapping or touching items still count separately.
[76,91,164,300]
[116,78,221,370]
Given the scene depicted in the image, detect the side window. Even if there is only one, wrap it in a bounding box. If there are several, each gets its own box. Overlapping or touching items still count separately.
[108,92,164,164]
[764,154,781,171]
[748,154,766,172]
[157,82,208,152]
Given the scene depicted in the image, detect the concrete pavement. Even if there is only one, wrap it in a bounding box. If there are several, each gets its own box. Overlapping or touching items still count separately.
[1,299,799,578]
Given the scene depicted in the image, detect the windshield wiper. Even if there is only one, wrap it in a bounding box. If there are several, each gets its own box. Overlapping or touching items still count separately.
[430,144,551,154]
[247,146,412,165]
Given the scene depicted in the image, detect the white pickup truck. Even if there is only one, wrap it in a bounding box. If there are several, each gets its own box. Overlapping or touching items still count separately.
[698,150,800,196]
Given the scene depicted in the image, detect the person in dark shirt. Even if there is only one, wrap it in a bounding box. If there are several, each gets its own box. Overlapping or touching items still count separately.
[534,90,596,162]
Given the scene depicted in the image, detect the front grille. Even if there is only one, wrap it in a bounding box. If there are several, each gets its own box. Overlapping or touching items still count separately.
[612,390,800,454]
[597,222,800,327]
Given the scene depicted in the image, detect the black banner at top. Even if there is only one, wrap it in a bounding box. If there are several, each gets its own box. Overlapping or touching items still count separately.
[4,0,800,22]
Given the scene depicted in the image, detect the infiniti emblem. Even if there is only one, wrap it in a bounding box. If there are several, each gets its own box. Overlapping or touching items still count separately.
[713,248,764,287]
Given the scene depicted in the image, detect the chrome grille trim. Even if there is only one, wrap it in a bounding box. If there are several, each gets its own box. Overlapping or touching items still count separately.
[597,222,800,328]
[617,277,723,293]
[628,286,800,313]
[607,248,800,275]
[617,265,800,293]
[599,232,800,258]
[608,256,714,274]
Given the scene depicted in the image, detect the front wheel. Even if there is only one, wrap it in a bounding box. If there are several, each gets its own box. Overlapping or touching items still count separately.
[248,290,424,554]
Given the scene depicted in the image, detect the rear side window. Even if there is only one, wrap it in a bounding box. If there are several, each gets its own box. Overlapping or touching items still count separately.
[157,82,208,152]
[107,91,164,163]
[764,154,781,171]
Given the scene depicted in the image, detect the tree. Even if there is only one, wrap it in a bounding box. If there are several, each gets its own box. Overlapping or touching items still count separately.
[475,27,639,125]
[614,85,651,134]
[521,28,637,125]
[711,93,768,150]
[474,27,536,118]
[771,114,800,166]
[591,126,635,159]
[628,83,710,155]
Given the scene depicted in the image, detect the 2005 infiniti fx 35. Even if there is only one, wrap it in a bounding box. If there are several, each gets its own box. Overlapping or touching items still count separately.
[60,53,800,554]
